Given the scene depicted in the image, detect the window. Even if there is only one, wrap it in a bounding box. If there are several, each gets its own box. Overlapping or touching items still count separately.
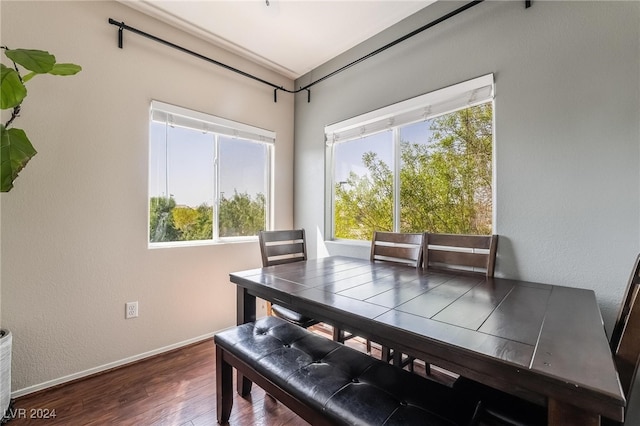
[327,75,494,241]
[149,101,273,246]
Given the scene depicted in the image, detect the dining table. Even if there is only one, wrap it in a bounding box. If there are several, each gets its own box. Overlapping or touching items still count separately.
[229,255,625,426]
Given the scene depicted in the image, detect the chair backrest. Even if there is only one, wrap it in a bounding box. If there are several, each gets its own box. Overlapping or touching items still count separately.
[612,271,640,400]
[370,231,423,267]
[258,229,307,267]
[610,254,640,353]
[423,233,498,277]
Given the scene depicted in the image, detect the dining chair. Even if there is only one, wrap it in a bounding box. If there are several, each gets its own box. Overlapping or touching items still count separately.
[423,232,498,277]
[610,253,640,352]
[258,229,320,329]
[455,253,640,426]
[370,231,424,267]
[368,231,424,369]
[404,233,499,375]
[610,255,640,411]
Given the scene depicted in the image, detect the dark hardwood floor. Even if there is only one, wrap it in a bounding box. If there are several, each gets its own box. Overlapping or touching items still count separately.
[8,325,444,425]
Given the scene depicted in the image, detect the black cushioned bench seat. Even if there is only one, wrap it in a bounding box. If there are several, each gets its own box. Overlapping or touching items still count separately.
[214,316,480,425]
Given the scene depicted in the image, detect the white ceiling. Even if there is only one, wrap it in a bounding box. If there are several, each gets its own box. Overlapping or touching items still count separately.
[119,1,435,79]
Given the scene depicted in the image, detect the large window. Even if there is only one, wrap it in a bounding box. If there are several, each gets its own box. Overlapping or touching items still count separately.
[327,75,494,241]
[149,101,273,246]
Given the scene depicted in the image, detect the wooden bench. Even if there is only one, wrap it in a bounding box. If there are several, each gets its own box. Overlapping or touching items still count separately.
[215,316,480,425]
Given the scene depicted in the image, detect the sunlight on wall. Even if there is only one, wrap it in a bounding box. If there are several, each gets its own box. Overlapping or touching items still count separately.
[316,227,329,258]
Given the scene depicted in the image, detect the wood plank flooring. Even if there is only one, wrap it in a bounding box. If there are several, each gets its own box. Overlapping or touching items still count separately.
[7,325,442,425]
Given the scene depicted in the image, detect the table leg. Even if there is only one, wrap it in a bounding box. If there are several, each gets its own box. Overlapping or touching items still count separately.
[548,399,600,426]
[236,286,256,396]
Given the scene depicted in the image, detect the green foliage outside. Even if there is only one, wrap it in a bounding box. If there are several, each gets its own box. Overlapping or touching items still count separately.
[150,196,179,242]
[335,103,492,240]
[149,191,265,243]
[218,191,266,237]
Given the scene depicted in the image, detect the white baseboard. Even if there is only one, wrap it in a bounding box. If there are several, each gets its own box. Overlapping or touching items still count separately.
[11,331,217,398]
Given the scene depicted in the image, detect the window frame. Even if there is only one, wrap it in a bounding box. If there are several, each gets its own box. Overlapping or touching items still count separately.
[148,100,274,248]
[325,74,495,241]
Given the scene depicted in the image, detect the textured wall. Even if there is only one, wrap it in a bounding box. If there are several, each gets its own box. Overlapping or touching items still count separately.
[295,2,640,417]
[1,1,294,394]
[294,1,639,332]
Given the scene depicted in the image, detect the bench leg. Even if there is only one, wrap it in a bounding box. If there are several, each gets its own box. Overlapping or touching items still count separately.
[237,373,252,396]
[236,286,254,396]
[216,346,233,424]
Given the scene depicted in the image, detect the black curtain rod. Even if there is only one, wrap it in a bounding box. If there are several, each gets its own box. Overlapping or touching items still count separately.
[298,0,484,92]
[107,17,290,102]
[108,0,512,103]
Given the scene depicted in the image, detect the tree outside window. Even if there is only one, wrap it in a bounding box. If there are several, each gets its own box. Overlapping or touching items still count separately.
[148,102,272,245]
[333,103,492,240]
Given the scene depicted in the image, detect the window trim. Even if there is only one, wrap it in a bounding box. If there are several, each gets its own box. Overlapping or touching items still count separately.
[325,74,493,145]
[148,101,274,247]
[325,74,495,241]
[150,100,276,143]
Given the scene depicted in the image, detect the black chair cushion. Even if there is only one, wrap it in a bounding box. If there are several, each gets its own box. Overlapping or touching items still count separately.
[271,304,320,328]
[215,316,480,426]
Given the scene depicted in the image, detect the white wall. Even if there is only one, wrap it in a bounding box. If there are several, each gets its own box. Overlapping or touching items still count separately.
[0,1,294,394]
[294,1,639,331]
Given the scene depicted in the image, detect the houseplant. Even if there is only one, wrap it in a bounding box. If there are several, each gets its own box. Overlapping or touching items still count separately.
[0,330,11,423]
[1,47,81,192]
[0,47,80,421]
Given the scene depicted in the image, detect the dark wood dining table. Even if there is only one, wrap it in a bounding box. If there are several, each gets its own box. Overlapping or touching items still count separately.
[229,256,625,425]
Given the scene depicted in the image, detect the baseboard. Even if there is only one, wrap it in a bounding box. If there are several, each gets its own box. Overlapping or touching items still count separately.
[11,331,217,398]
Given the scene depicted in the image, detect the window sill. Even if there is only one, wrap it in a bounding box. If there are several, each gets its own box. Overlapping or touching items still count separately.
[148,236,258,250]
[323,239,371,259]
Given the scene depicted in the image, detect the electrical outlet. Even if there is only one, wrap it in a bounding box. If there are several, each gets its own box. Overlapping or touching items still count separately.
[125,301,139,319]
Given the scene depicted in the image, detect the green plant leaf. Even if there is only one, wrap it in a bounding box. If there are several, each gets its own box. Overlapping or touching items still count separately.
[0,125,37,192]
[48,63,82,76]
[22,71,36,83]
[5,48,55,74]
[0,63,27,109]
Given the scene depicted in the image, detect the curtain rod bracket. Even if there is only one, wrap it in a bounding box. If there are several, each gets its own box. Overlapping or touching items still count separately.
[525,0,532,8]
[108,18,125,48]
[118,23,124,49]
[274,88,278,103]
[307,89,311,103]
